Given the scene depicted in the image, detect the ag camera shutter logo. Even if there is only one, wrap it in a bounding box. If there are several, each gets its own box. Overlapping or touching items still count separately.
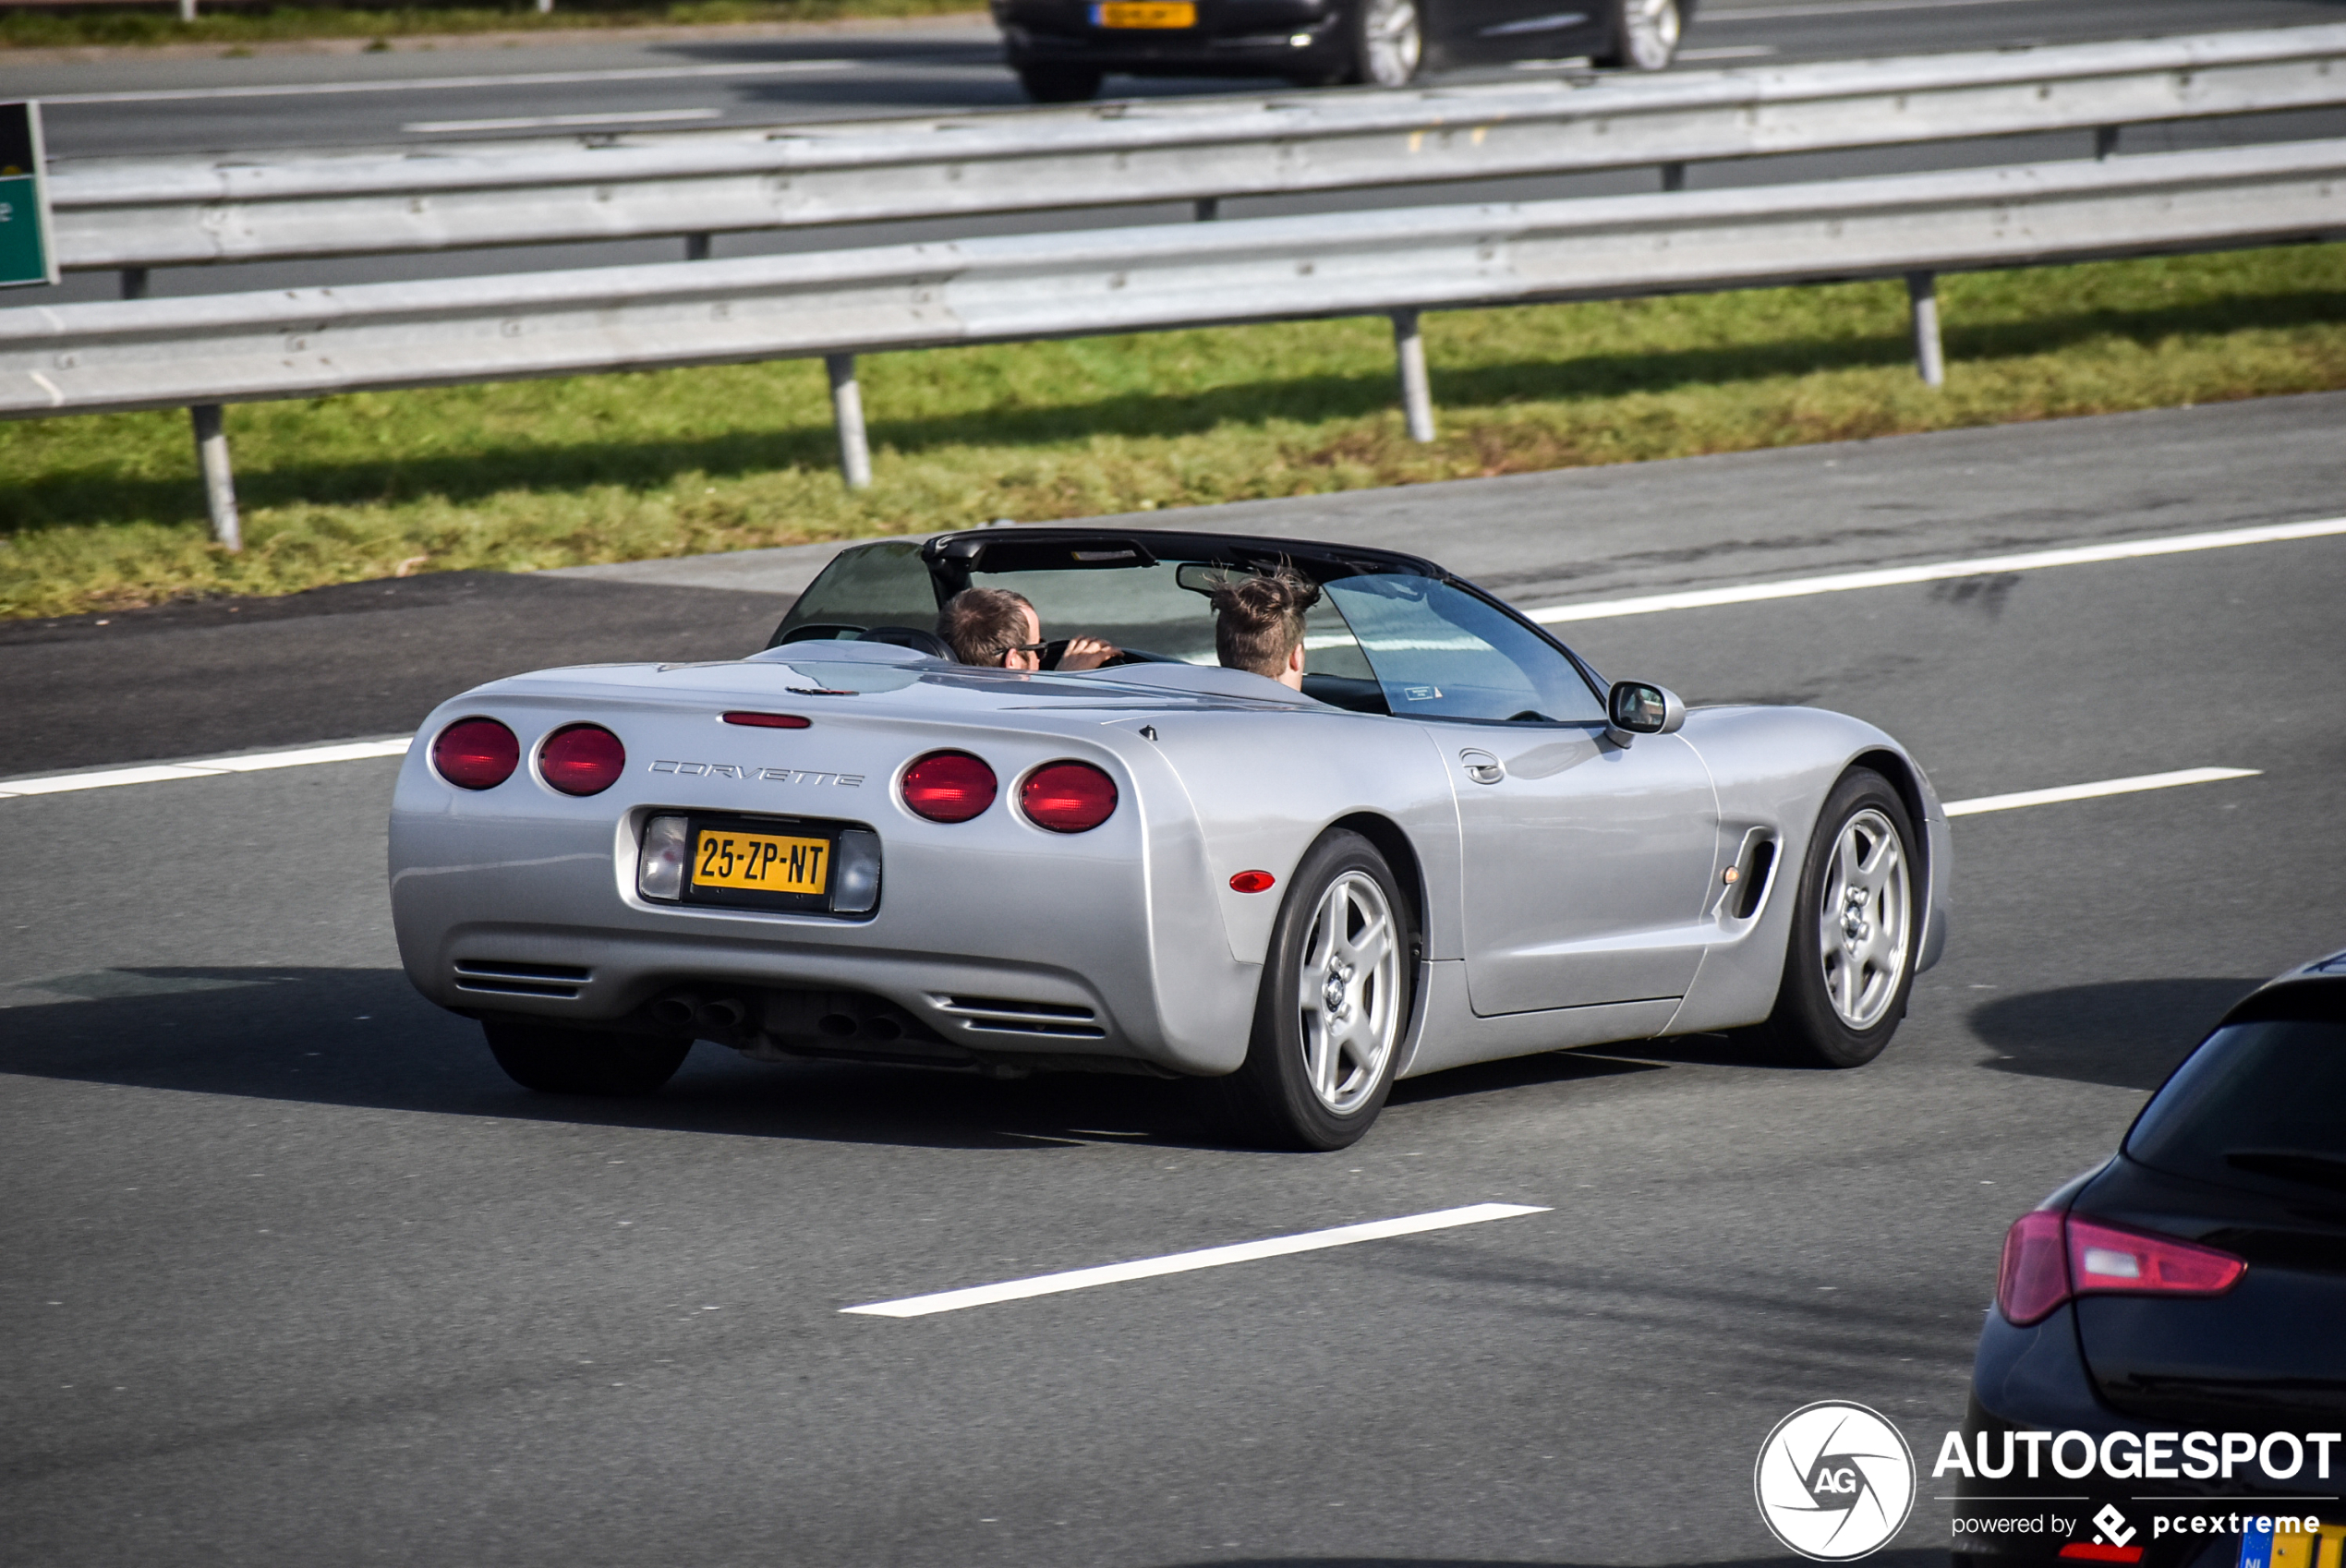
[1754,1401,1917,1561]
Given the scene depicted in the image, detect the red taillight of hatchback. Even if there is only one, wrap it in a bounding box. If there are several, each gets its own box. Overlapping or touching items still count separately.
[539,724,626,797]
[1996,1210,2245,1326]
[901,751,997,823]
[1019,761,1118,834]
[432,718,519,790]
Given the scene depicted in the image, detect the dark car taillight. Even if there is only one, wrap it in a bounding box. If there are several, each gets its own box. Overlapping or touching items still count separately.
[901,751,997,823]
[1996,1210,2246,1326]
[1019,761,1118,833]
[432,718,519,790]
[540,724,625,796]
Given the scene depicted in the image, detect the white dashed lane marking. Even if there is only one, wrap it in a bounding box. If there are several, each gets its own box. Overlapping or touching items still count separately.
[1941,766,2261,817]
[841,1203,1550,1319]
[1525,516,2346,624]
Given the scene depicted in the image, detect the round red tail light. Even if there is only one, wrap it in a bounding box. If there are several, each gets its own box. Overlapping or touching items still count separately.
[901,751,997,823]
[432,718,519,790]
[1020,761,1118,834]
[539,724,626,797]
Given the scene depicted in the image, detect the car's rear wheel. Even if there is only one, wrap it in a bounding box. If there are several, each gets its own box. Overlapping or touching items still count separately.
[1348,0,1423,88]
[1016,63,1104,103]
[483,1019,692,1096]
[1203,829,1415,1150]
[1745,768,1918,1068]
[1595,0,1682,69]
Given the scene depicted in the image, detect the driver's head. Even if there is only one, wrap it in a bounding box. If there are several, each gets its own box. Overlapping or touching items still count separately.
[1211,570,1320,692]
[939,587,1042,669]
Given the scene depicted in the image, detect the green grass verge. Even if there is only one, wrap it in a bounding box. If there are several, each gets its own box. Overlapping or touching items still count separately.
[0,0,973,51]
[4,244,2342,620]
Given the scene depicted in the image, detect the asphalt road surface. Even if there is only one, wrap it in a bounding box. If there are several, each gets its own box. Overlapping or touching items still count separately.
[18,0,2346,304]
[5,398,2342,1565]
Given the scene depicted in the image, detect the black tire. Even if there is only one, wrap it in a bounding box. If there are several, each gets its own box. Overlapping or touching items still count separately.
[1199,829,1418,1151]
[1743,767,1919,1069]
[1344,0,1423,87]
[1593,0,1683,70]
[1016,64,1104,103]
[483,1019,692,1096]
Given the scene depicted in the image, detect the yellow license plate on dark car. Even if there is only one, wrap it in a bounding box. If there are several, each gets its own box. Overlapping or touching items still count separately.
[1094,1,1195,25]
[693,829,829,894]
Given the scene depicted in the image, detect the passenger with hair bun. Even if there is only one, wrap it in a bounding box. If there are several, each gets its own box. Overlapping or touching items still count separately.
[1210,569,1321,692]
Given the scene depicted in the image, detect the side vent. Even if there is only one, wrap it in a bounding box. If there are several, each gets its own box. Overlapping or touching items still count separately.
[932,995,1106,1039]
[1735,839,1777,921]
[453,959,592,1000]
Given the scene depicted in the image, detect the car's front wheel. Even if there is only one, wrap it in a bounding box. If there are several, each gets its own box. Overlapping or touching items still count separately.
[483,1019,693,1096]
[1203,829,1417,1150]
[1016,63,1104,103]
[1348,0,1424,88]
[1596,0,1682,70]
[1744,767,1919,1068]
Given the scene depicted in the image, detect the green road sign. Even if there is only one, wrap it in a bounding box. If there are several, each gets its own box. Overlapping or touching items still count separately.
[0,102,58,290]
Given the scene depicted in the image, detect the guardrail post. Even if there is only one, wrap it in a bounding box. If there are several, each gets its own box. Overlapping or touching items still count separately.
[1193,198,1220,222]
[1905,271,1946,389]
[120,268,150,300]
[2095,126,2122,160]
[825,354,873,489]
[684,234,712,261]
[189,405,243,551]
[177,0,196,18]
[1660,162,1687,192]
[1391,308,1435,442]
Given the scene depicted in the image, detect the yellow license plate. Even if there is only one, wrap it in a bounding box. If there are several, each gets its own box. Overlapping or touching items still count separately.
[1094,1,1195,25]
[692,829,830,895]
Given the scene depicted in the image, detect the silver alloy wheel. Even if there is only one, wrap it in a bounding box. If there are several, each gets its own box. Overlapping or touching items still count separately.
[1620,0,1681,69]
[1816,807,1910,1030]
[1359,0,1423,88]
[1296,869,1404,1115]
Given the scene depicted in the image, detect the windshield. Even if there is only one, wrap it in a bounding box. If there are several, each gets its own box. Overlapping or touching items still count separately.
[770,540,1599,721]
[1322,574,1606,724]
[2125,1017,2346,1195]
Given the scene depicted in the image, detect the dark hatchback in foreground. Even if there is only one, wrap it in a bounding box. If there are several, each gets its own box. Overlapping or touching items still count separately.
[1956,952,2346,1568]
[993,0,1692,101]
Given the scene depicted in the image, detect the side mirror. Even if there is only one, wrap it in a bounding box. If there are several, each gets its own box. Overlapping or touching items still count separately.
[1605,681,1686,744]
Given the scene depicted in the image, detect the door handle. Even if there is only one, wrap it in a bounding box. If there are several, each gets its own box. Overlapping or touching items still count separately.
[1459,749,1504,784]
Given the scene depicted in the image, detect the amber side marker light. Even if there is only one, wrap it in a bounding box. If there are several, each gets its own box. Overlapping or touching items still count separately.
[1229,870,1276,894]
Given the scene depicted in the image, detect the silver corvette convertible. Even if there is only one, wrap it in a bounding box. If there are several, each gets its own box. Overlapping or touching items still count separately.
[389,527,1950,1149]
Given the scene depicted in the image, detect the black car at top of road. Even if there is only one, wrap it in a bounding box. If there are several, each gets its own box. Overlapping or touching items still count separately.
[993,0,1692,101]
[1954,950,2346,1568]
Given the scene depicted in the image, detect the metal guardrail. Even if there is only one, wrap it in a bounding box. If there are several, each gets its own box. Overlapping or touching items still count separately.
[9,137,2343,549]
[48,24,2346,286]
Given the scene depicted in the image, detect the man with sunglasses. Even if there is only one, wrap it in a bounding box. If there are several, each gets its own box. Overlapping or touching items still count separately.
[937,586,1119,671]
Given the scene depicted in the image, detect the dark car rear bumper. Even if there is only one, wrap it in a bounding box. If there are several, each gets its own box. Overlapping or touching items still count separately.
[1958,1306,2343,1567]
[995,0,1348,76]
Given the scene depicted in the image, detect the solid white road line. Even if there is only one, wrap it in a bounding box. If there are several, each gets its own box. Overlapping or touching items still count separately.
[840,1202,1550,1319]
[39,59,855,107]
[0,738,411,799]
[403,109,724,133]
[1704,0,2057,20]
[1942,766,2261,818]
[1527,516,2346,625]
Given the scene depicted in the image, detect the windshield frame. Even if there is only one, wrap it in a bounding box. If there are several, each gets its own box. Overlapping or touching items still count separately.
[770,526,1611,706]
